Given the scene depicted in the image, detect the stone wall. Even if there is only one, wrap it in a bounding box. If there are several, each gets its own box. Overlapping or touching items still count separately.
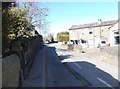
[73,44,82,52]
[2,35,43,88]
[0,41,1,85]
[100,46,119,66]
[58,44,119,67]
[58,44,82,53]
[2,54,20,87]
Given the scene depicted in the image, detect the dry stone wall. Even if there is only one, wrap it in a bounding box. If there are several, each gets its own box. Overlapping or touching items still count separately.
[2,35,43,88]
[100,46,119,66]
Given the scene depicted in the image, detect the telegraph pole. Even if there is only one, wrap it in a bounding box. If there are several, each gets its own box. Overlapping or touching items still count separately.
[98,19,102,46]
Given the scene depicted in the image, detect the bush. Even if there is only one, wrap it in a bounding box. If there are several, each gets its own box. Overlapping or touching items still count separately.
[67,44,74,50]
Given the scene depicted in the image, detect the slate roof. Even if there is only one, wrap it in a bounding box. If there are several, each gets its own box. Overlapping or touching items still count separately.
[69,20,118,30]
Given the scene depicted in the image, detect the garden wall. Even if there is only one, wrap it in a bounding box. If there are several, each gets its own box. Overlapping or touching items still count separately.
[100,46,119,66]
[2,54,20,87]
[2,35,43,87]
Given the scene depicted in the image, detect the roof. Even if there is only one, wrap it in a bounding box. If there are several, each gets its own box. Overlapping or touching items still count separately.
[69,20,118,30]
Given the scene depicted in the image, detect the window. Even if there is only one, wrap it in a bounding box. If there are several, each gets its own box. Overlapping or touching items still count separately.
[101,41,106,44]
[81,39,86,43]
[114,36,120,45]
[114,31,119,35]
[89,31,92,34]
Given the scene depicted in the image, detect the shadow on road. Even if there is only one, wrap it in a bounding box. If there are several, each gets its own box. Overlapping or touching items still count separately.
[58,54,120,88]
[45,46,91,87]
[58,55,72,61]
[47,46,120,88]
[47,46,56,52]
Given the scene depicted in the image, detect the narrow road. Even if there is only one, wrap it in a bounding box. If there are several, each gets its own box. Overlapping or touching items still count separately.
[54,44,119,88]
[21,46,90,87]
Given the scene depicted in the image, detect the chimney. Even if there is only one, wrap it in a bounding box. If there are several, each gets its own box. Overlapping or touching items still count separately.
[98,19,102,25]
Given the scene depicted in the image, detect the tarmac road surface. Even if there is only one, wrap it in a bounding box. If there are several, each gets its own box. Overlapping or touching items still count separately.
[21,46,90,87]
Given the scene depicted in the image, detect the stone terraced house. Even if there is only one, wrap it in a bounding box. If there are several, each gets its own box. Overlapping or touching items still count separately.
[69,19,119,48]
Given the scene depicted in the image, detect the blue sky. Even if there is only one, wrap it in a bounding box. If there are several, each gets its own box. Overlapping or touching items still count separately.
[38,2,118,37]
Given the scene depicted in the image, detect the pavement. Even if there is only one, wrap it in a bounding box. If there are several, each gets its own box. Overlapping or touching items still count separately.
[21,46,46,87]
[49,43,119,88]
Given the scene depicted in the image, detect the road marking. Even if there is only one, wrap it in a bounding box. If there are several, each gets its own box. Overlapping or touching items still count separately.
[56,47,118,88]
[73,62,82,69]
[71,60,115,88]
[97,77,115,89]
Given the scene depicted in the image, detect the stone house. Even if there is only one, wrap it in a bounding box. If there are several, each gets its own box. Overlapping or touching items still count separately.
[69,20,119,48]
[109,21,120,46]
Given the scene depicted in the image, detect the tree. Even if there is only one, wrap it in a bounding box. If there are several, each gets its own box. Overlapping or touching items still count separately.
[57,31,69,43]
[18,2,49,34]
[2,2,16,10]
[2,2,19,53]
[46,33,54,42]
[2,2,49,53]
